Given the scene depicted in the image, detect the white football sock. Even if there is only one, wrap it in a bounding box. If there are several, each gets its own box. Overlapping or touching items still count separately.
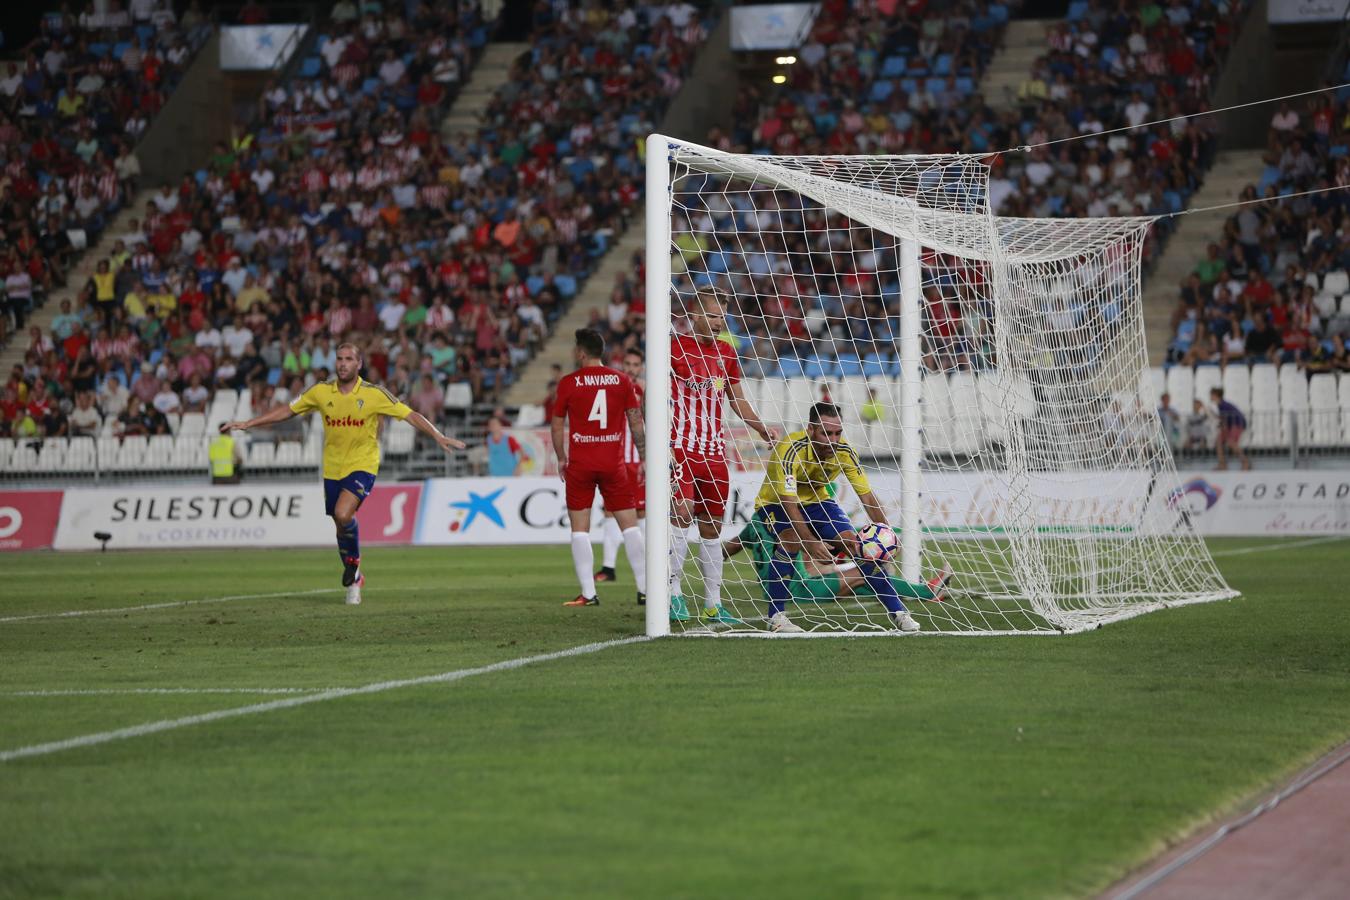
[698,537,723,610]
[622,526,646,594]
[570,532,596,598]
[670,526,690,597]
[601,516,621,569]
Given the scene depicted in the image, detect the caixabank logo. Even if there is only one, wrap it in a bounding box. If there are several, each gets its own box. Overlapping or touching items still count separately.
[446,486,506,533]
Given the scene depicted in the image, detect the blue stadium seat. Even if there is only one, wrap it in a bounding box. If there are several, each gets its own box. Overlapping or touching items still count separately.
[554,274,577,297]
[1067,1,1090,21]
[933,54,953,76]
[89,42,109,58]
[300,57,322,78]
[862,354,891,378]
[955,76,975,95]
[777,357,805,379]
[135,25,155,44]
[837,355,863,377]
[881,55,907,78]
[869,80,894,103]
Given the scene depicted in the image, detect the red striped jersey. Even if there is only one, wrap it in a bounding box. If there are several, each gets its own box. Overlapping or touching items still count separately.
[671,334,740,460]
[623,381,645,464]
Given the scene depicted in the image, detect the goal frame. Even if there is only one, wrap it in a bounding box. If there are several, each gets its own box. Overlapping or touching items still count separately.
[641,133,1236,638]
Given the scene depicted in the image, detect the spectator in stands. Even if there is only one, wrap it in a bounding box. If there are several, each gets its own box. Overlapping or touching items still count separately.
[69,390,101,437]
[1157,392,1182,450]
[1210,387,1250,470]
[1183,398,1214,453]
[484,414,530,476]
[1244,316,1280,364]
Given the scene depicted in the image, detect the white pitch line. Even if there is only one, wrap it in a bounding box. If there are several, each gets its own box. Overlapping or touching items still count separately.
[3,696,336,701]
[0,588,344,624]
[1210,535,1350,558]
[0,635,651,763]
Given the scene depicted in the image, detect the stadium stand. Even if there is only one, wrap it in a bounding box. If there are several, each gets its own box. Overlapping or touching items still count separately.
[1,1,717,478]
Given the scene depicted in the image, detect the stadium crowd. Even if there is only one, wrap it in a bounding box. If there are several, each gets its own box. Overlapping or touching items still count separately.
[1165,89,1350,375]
[2,0,712,443]
[586,0,1252,382]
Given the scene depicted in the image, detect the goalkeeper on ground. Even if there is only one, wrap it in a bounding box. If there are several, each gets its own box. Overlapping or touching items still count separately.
[723,516,949,630]
[732,402,949,633]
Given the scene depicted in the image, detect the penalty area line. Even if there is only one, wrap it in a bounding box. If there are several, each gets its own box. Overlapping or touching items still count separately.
[0,635,652,763]
[5,696,342,701]
[0,588,344,624]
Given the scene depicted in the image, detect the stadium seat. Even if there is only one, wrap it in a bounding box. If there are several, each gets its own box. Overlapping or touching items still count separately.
[0,438,13,468]
[785,379,816,427]
[66,438,97,473]
[922,373,957,456]
[1248,365,1282,448]
[515,404,547,428]
[1165,366,1195,409]
[248,442,276,467]
[96,437,121,468]
[9,444,40,472]
[1307,373,1340,447]
[274,442,305,467]
[1194,366,1222,403]
[1144,366,1166,405]
[179,413,206,437]
[36,439,68,472]
[947,372,983,455]
[114,441,145,470]
[1322,270,1349,296]
[444,383,473,410]
[1221,365,1251,414]
[383,420,415,455]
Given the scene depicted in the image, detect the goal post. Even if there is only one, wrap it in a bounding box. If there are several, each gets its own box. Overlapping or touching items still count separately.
[643,134,1237,637]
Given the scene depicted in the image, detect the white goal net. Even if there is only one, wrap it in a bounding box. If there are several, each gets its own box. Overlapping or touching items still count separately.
[642,136,1237,637]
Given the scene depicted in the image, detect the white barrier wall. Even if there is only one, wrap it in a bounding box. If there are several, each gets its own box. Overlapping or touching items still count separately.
[9,470,1350,552]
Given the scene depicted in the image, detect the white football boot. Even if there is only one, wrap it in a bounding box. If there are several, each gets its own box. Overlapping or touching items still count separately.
[768,611,804,634]
[890,610,920,633]
[345,572,364,605]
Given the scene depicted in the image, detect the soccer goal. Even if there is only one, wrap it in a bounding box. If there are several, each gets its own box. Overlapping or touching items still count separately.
[642,135,1237,638]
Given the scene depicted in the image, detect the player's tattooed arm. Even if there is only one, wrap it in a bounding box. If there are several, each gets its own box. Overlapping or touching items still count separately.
[625,407,645,461]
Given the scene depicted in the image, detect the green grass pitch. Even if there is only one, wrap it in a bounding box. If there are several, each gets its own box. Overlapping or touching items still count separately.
[2,538,1348,899]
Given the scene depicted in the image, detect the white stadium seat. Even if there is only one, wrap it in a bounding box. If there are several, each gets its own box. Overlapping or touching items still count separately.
[178,413,206,437]
[1165,366,1194,409]
[66,438,97,472]
[514,403,546,428]
[115,436,149,470]
[444,383,473,410]
[1193,366,1222,403]
[1221,365,1251,415]
[1144,366,1166,405]
[1248,365,1282,448]
[0,438,13,468]
[785,378,815,427]
[274,442,304,466]
[382,419,415,455]
[9,444,39,472]
[922,373,957,456]
[947,371,982,455]
[1307,373,1341,447]
[1321,269,1349,296]
[248,442,276,467]
[36,440,66,471]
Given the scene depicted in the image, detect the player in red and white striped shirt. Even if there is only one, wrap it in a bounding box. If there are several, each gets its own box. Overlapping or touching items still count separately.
[596,347,646,584]
[670,292,777,624]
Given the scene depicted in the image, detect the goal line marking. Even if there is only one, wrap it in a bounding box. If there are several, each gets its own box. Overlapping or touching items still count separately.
[0,588,344,624]
[0,635,651,763]
[1209,535,1350,558]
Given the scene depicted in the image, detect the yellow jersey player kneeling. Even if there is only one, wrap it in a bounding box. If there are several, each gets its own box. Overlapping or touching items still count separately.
[220,342,465,604]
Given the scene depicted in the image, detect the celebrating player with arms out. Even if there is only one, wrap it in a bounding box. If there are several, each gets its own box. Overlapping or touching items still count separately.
[595,347,646,584]
[670,291,777,625]
[551,328,647,607]
[220,342,465,605]
[734,402,949,633]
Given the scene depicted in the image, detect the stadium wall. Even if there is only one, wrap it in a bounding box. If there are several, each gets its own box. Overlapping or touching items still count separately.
[4,472,1349,552]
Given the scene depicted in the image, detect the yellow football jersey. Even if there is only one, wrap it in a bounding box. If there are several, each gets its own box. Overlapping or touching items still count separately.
[290,379,412,480]
[755,429,871,508]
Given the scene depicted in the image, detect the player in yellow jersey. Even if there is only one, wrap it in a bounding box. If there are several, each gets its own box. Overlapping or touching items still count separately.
[732,402,949,633]
[220,342,465,604]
